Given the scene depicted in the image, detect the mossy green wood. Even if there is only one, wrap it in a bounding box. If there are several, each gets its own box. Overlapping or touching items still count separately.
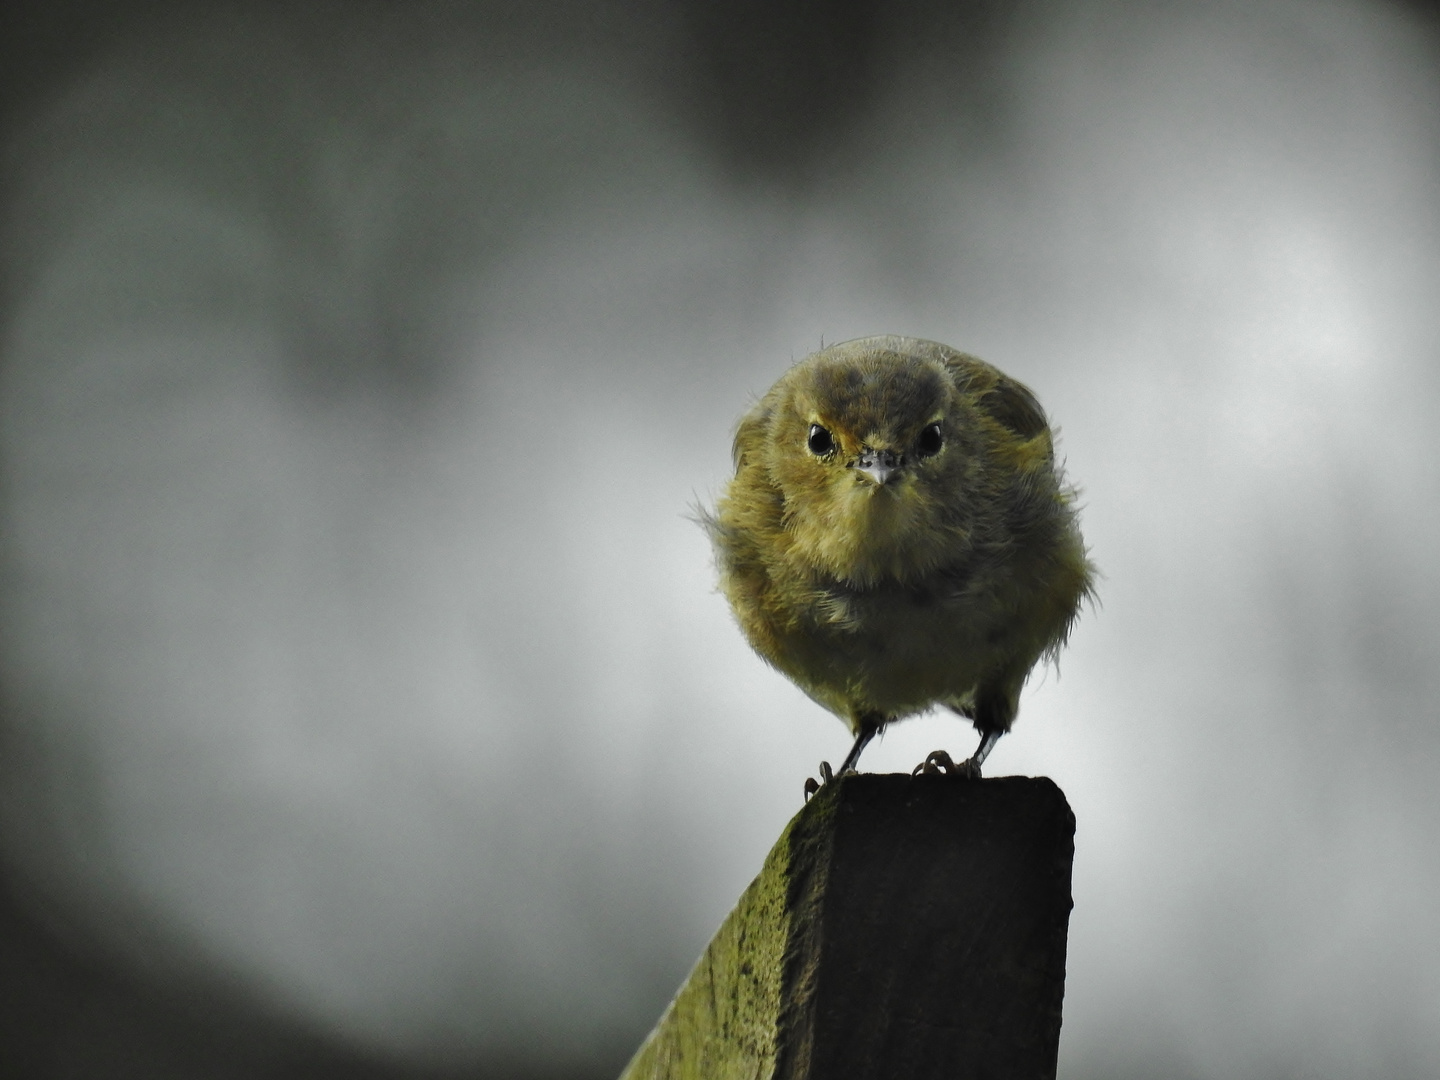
[618,784,840,1080]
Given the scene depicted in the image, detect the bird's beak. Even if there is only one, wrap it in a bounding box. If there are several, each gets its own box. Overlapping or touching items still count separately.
[854,448,902,487]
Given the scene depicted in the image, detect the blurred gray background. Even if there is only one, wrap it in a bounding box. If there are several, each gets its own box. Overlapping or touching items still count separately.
[2,1,1439,1077]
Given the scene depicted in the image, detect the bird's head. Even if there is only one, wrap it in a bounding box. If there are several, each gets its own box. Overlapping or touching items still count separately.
[748,339,1002,587]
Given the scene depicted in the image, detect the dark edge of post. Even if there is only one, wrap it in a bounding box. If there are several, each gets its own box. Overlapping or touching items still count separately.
[771,779,839,1079]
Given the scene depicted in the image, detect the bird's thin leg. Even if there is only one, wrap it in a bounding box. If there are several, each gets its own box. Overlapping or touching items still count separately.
[837,714,885,776]
[969,728,1002,772]
[806,714,886,798]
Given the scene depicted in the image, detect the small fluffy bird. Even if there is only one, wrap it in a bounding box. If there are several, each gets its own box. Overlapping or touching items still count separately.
[703,336,1094,787]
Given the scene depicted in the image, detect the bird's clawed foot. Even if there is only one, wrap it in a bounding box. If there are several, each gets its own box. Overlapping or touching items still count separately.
[803,760,836,801]
[912,749,982,779]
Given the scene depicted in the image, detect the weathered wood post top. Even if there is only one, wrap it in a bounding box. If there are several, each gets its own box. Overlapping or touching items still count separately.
[620,773,1075,1080]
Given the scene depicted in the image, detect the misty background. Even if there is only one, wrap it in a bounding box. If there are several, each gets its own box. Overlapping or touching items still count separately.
[2,0,1439,1077]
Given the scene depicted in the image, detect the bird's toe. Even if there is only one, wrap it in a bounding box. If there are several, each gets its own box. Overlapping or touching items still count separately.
[912,749,982,779]
[912,749,955,775]
[803,760,837,801]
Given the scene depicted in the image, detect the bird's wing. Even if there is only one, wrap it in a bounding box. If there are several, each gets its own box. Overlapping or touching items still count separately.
[975,376,1049,440]
[937,351,1049,440]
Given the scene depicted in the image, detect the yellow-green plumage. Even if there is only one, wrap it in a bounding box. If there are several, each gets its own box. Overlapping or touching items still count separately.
[704,335,1094,774]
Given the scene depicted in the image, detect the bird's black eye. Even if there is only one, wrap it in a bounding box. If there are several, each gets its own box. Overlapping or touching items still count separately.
[917,422,944,458]
[807,424,835,457]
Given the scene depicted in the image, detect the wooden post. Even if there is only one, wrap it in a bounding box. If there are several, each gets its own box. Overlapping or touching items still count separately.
[619,773,1075,1080]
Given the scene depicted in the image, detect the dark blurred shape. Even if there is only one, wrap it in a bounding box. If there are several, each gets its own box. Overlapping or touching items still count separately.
[673,0,1018,184]
[675,0,886,181]
[0,0,686,398]
[0,0,139,129]
[0,0,999,197]
[622,774,1074,1080]
[0,871,580,1080]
